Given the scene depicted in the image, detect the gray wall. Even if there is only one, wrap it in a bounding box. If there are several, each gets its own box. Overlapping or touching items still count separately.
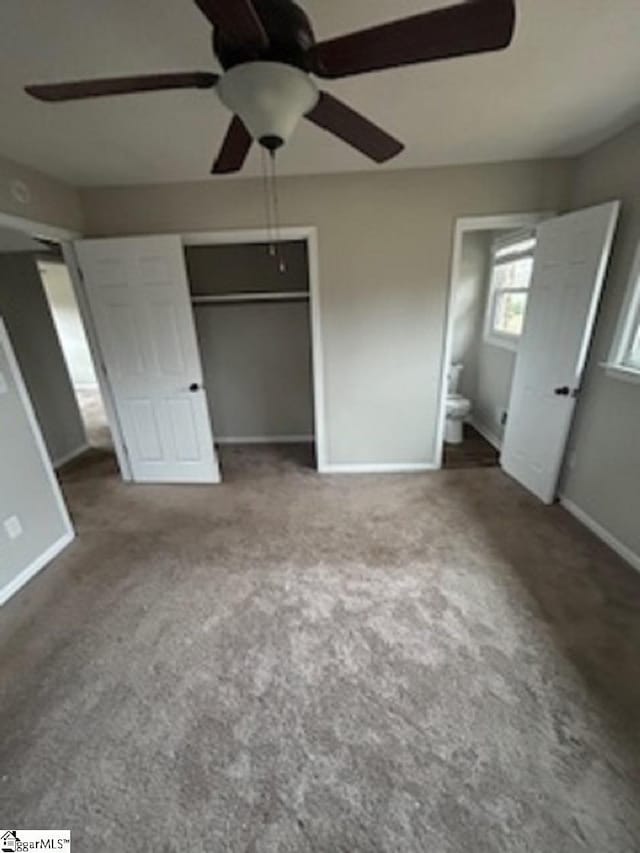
[0,321,70,596]
[470,344,517,446]
[186,241,309,295]
[451,232,488,366]
[0,254,86,465]
[186,241,313,441]
[561,121,640,559]
[81,159,573,467]
[456,230,519,446]
[195,302,314,441]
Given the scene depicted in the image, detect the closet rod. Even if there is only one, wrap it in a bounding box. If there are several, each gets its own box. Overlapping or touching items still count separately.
[191,291,309,305]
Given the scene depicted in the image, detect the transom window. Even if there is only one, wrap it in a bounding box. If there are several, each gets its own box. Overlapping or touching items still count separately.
[606,240,640,381]
[484,233,536,349]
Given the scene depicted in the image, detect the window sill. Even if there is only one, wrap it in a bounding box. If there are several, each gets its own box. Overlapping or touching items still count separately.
[600,362,640,384]
[484,333,519,353]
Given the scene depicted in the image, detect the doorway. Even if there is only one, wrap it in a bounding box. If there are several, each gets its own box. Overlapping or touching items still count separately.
[440,205,619,504]
[37,258,113,454]
[440,214,545,470]
[0,222,115,471]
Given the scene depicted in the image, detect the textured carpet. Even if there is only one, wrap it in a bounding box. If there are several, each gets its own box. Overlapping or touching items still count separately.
[1,445,639,851]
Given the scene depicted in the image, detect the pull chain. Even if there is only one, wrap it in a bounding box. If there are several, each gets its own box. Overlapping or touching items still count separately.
[268,150,286,274]
[261,147,276,257]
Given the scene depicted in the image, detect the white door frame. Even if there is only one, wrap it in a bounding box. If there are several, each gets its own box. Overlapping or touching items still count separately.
[180,226,327,472]
[1,215,327,476]
[436,212,552,469]
[0,211,132,479]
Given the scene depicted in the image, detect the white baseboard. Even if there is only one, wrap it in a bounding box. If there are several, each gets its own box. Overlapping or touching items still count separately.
[469,417,503,451]
[0,530,75,607]
[559,495,640,574]
[54,442,90,470]
[216,435,314,445]
[319,461,438,474]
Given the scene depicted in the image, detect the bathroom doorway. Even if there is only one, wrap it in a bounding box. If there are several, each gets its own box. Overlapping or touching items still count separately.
[439,213,548,470]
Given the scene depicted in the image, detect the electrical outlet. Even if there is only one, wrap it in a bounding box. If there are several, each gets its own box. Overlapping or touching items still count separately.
[4,515,22,540]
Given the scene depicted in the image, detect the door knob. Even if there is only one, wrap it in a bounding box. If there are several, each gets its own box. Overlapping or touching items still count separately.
[554,386,570,396]
[189,382,200,392]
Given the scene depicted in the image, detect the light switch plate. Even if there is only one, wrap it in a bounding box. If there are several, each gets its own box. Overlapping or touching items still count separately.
[4,516,22,540]
[0,371,7,395]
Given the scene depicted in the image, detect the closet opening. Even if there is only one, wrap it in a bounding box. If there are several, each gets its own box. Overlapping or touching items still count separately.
[183,232,321,479]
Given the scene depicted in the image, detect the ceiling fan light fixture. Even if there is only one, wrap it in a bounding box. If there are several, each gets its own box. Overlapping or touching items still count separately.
[216,61,319,150]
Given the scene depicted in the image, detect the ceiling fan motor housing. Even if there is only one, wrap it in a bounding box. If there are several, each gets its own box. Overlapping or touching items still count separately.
[217,61,319,150]
[213,0,316,72]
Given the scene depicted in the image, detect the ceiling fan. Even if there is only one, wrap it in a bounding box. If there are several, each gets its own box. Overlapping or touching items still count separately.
[25,0,516,175]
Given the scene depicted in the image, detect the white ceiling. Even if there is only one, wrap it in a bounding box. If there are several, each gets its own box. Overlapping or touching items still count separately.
[1,0,639,186]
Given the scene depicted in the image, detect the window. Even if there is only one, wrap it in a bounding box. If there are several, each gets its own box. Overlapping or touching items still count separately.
[485,233,536,349]
[606,241,640,382]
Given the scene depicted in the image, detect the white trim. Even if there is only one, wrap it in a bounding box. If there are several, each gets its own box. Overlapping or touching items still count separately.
[559,496,640,574]
[192,291,309,305]
[73,382,101,391]
[436,211,554,470]
[179,225,328,473]
[601,362,640,384]
[484,330,520,353]
[0,531,74,607]
[0,211,80,242]
[182,227,316,246]
[54,442,90,469]
[469,417,503,451]
[216,435,313,444]
[320,461,438,474]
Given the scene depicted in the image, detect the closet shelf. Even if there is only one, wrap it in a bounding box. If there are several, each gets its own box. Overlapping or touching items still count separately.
[191,291,309,306]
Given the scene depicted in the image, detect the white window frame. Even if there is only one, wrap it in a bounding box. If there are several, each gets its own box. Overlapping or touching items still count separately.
[483,231,536,352]
[603,240,640,385]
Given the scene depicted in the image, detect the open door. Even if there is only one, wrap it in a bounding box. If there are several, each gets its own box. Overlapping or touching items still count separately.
[75,236,220,484]
[501,202,619,504]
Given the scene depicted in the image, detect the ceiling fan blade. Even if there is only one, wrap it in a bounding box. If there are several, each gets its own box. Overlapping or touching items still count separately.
[212,116,253,174]
[193,0,269,49]
[306,92,404,163]
[311,0,515,79]
[25,72,219,102]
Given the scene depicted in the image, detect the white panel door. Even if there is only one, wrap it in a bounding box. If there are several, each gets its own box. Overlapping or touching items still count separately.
[75,236,220,483]
[501,202,619,504]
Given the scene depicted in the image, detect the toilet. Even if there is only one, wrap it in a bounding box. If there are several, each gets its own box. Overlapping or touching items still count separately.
[445,363,472,444]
